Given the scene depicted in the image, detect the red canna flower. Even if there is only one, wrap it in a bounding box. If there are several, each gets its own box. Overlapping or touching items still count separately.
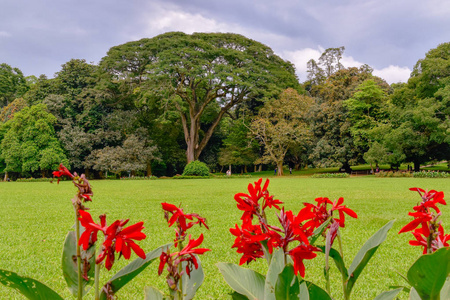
[178,234,210,275]
[410,188,446,213]
[230,221,266,265]
[162,203,209,231]
[79,214,147,271]
[52,164,74,183]
[288,244,321,277]
[399,211,432,234]
[330,197,358,228]
[78,210,107,250]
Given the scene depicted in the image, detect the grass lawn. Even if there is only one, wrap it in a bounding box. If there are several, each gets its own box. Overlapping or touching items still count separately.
[0,177,448,299]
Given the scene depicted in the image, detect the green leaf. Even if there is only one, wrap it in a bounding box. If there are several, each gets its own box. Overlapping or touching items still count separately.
[298,281,310,300]
[303,280,332,300]
[264,248,286,300]
[260,240,272,265]
[407,247,450,300]
[0,269,63,300]
[274,265,299,300]
[145,286,169,300]
[309,218,331,245]
[179,254,205,300]
[61,230,95,297]
[373,288,403,300]
[217,262,265,300]
[100,244,170,300]
[346,220,394,295]
[316,246,348,278]
[440,277,450,300]
[231,291,250,300]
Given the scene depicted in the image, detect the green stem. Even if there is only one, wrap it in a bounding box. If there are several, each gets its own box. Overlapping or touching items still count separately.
[75,211,83,300]
[325,254,330,294]
[95,263,100,300]
[177,240,183,300]
[337,233,348,300]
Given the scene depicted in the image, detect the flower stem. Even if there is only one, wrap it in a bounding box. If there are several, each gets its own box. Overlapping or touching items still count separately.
[75,210,83,300]
[336,232,348,300]
[95,263,100,300]
[177,240,184,300]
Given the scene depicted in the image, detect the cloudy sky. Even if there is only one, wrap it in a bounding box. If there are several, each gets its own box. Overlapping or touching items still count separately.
[1,0,449,84]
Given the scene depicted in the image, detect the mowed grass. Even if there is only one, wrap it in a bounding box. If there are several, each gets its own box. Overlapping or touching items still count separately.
[0,177,449,299]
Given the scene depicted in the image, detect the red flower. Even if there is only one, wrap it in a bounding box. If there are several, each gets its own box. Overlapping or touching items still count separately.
[162,203,209,231]
[230,221,266,265]
[78,210,107,250]
[288,244,321,277]
[409,188,446,213]
[399,211,432,234]
[96,218,147,270]
[330,197,358,227]
[234,179,282,223]
[52,164,74,183]
[409,225,450,254]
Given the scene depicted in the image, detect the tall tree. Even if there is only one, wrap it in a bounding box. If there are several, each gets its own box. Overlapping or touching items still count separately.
[0,63,29,107]
[250,88,313,176]
[100,32,301,163]
[0,104,68,177]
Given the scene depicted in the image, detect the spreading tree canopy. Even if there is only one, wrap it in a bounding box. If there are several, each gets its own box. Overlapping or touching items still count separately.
[100,32,301,163]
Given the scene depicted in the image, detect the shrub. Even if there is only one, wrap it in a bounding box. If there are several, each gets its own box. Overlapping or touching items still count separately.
[413,171,449,178]
[182,160,210,176]
[311,173,349,178]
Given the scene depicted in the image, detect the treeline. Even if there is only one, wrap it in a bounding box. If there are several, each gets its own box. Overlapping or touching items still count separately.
[0,33,448,179]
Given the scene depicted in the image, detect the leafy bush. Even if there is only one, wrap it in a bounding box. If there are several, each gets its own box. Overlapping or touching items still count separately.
[311,173,349,178]
[172,175,211,179]
[413,171,449,178]
[182,160,210,176]
[120,176,158,180]
[375,171,412,177]
[16,177,55,182]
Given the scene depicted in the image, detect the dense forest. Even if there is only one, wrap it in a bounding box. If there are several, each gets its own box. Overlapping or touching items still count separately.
[0,32,449,179]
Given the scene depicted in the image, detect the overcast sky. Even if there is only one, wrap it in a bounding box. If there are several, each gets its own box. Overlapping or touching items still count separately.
[1,0,449,84]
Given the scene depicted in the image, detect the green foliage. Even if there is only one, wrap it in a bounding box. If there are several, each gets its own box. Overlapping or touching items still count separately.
[413,171,449,178]
[407,248,450,300]
[0,63,29,107]
[62,231,95,297]
[311,173,349,178]
[182,160,210,176]
[0,269,63,300]
[0,104,68,175]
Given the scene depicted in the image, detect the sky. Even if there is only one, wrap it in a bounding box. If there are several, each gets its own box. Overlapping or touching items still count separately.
[1,0,449,84]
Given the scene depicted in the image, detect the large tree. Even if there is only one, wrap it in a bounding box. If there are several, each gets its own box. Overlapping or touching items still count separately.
[0,63,29,107]
[0,104,68,178]
[100,32,301,163]
[250,88,313,176]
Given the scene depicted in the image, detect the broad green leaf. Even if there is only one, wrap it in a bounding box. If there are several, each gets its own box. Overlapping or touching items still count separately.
[298,281,310,300]
[373,288,403,300]
[407,247,450,300]
[346,220,394,295]
[62,230,95,297]
[317,246,348,278]
[100,244,170,300]
[309,218,331,245]
[179,254,205,300]
[274,265,299,300]
[440,277,450,300]
[264,248,286,300]
[231,291,249,300]
[303,280,332,300]
[260,240,272,265]
[0,269,63,300]
[145,286,168,300]
[217,262,265,300]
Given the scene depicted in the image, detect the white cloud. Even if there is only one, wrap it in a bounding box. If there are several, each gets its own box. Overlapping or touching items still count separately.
[281,47,411,84]
[373,65,411,84]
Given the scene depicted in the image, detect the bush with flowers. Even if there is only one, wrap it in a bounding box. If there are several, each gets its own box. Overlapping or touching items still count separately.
[0,164,448,300]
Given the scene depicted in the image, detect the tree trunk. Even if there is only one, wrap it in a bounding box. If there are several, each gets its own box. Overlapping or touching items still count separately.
[294,163,301,170]
[414,161,420,172]
[244,165,247,173]
[277,162,284,176]
[146,162,152,176]
[3,171,8,182]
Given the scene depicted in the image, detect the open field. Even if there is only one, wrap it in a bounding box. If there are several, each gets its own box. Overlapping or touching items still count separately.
[0,177,449,299]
